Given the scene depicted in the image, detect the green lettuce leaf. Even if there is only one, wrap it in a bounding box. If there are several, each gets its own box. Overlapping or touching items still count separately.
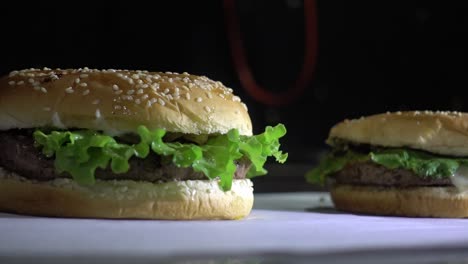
[370,149,463,179]
[306,148,468,186]
[33,124,287,191]
[305,151,367,185]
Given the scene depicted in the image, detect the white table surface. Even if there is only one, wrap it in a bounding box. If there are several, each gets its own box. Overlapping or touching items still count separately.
[1,192,468,263]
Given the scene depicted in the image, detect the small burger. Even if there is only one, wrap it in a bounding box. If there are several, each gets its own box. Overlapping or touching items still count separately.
[0,67,287,220]
[307,111,468,218]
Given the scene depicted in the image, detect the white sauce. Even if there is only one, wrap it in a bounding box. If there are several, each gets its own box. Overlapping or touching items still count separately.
[93,108,121,136]
[451,165,468,192]
[95,109,102,119]
[52,112,65,128]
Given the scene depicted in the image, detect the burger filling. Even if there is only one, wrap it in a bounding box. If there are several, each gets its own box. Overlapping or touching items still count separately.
[0,129,250,182]
[0,124,287,191]
[306,139,468,188]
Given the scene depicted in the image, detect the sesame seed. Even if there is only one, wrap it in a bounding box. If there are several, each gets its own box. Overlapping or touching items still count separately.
[115,90,123,95]
[137,89,144,94]
[28,78,35,83]
[126,96,134,101]
[8,81,16,86]
[43,67,51,71]
[150,98,157,104]
[114,105,122,110]
[163,88,170,94]
[33,86,41,91]
[9,71,19,77]
[27,73,35,77]
[141,94,149,100]
[80,74,89,78]
[17,81,24,85]
[242,103,248,111]
[127,90,135,95]
[113,84,119,91]
[135,99,141,104]
[232,96,241,102]
[151,83,160,90]
[204,106,211,113]
[183,72,189,76]
[82,89,90,95]
[92,99,100,105]
[185,93,191,100]
[218,94,225,99]
[183,77,190,83]
[80,83,88,87]
[75,78,80,84]
[142,84,149,89]
[196,97,202,103]
[137,79,143,84]
[117,73,124,78]
[131,74,140,79]
[158,98,165,106]
[206,92,213,99]
[40,87,47,93]
[128,79,134,85]
[146,100,152,107]
[168,78,173,83]
[65,87,74,93]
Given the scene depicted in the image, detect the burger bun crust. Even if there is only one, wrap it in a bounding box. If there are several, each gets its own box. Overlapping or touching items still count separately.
[0,168,254,220]
[331,184,468,218]
[0,68,252,136]
[328,111,468,156]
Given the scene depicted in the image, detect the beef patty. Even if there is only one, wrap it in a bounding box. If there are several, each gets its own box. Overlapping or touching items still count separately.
[331,161,453,187]
[0,129,250,182]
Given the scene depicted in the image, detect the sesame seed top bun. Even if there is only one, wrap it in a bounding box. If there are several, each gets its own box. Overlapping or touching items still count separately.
[0,68,252,136]
[328,111,468,156]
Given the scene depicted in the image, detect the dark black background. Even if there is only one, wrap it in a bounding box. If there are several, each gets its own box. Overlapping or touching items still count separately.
[1,1,467,191]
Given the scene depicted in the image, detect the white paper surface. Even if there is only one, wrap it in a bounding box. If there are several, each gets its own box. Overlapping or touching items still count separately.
[1,192,468,259]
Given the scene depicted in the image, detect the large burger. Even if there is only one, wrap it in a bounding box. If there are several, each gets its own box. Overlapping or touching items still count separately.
[307,111,468,218]
[0,67,287,220]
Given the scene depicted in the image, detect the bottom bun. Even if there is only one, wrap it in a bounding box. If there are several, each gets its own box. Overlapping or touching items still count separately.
[331,184,468,218]
[0,168,254,220]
